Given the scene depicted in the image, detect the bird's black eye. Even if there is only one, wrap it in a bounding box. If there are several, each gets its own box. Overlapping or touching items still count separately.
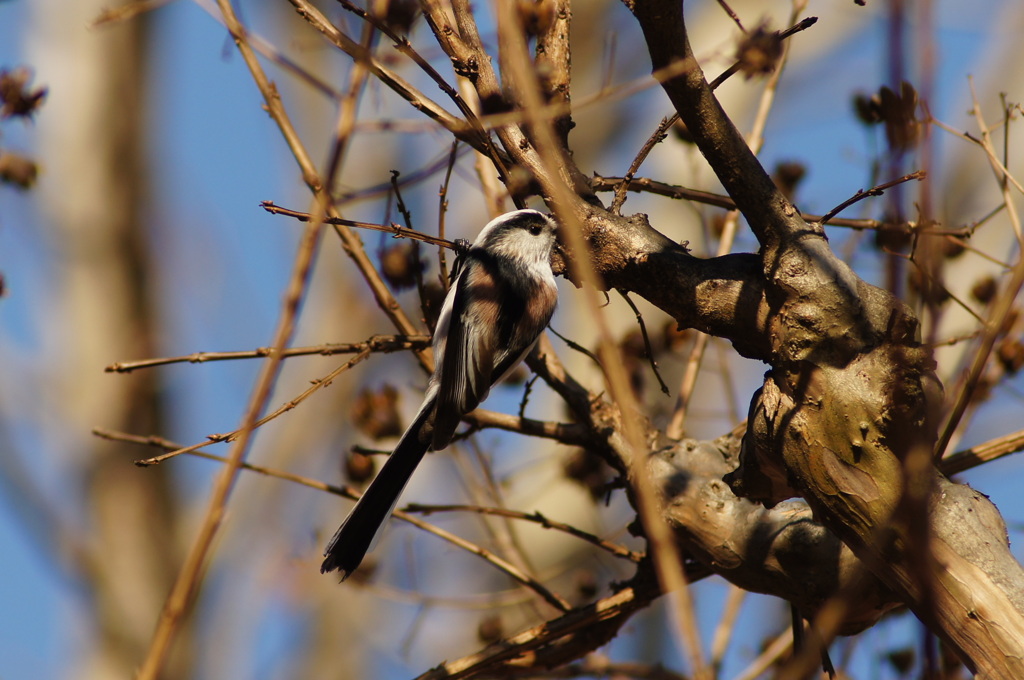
[529,224,544,236]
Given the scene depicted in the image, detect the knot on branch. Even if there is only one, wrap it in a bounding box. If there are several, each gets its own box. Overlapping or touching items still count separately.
[650,434,898,632]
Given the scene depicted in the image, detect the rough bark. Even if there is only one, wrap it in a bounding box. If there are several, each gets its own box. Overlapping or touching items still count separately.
[623,1,1024,677]
[651,433,900,635]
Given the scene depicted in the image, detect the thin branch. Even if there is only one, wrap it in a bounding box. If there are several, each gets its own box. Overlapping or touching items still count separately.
[466,16,820,140]
[939,428,1024,476]
[96,426,359,493]
[423,0,536,195]
[334,143,472,207]
[517,375,539,419]
[188,0,436,374]
[929,107,1024,203]
[105,334,430,373]
[261,201,458,249]
[412,575,660,680]
[665,331,708,440]
[96,427,571,612]
[191,0,342,101]
[935,91,1024,458]
[730,627,794,680]
[617,290,670,395]
[388,169,431,323]
[817,171,926,227]
[896,251,987,326]
[548,326,604,371]
[607,15,817,216]
[437,142,459,288]
[335,0,510,178]
[591,175,927,231]
[709,585,746,673]
[707,16,817,91]
[715,0,746,32]
[610,115,676,214]
[508,660,689,680]
[404,503,642,563]
[131,350,371,467]
[461,409,590,446]
[393,509,573,613]
[285,0,491,158]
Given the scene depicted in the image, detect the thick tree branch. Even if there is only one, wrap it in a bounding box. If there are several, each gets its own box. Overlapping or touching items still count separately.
[627,1,815,259]
[651,432,900,634]
[624,2,1024,676]
[533,0,573,148]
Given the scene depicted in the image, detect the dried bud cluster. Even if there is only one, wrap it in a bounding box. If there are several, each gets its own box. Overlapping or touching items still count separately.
[853,81,921,152]
[0,66,46,190]
[0,152,37,189]
[735,25,783,79]
[351,384,403,440]
[0,67,47,120]
[380,241,424,291]
[371,0,420,36]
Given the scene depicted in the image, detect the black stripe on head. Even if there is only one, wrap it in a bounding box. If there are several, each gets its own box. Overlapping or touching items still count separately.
[476,210,555,249]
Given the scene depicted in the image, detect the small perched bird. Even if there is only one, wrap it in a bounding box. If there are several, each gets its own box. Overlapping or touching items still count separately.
[322,209,560,578]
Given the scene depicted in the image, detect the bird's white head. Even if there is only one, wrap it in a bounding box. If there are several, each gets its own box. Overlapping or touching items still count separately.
[472,209,559,274]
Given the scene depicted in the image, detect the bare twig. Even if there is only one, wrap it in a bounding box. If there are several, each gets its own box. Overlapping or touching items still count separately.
[709,585,746,673]
[610,115,676,214]
[617,290,670,395]
[548,327,604,370]
[412,576,662,680]
[929,108,1024,203]
[335,0,510,179]
[608,15,817,217]
[707,16,818,91]
[405,503,642,563]
[508,659,689,679]
[935,90,1024,458]
[592,175,928,231]
[287,0,501,159]
[817,171,927,227]
[730,627,794,680]
[394,509,573,612]
[898,252,986,326]
[132,350,371,467]
[335,143,472,206]
[98,426,571,611]
[105,334,430,373]
[461,409,589,446]
[939,428,1024,476]
[189,0,438,375]
[437,142,459,288]
[261,201,458,249]
[715,0,746,31]
[190,0,341,100]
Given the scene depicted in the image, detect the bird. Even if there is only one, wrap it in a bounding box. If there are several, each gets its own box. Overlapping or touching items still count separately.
[321,209,560,578]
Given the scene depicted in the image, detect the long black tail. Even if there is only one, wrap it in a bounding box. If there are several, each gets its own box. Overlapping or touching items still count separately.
[321,401,433,578]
